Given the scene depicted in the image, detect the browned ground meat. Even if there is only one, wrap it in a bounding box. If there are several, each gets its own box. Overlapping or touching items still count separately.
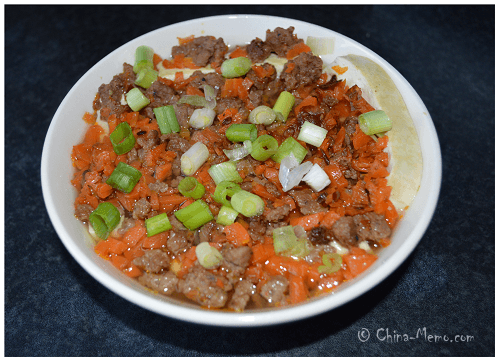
[214,97,249,118]
[138,271,178,296]
[354,212,391,241]
[177,265,231,308]
[246,37,272,63]
[280,52,323,91]
[332,216,358,246]
[228,279,255,311]
[133,249,171,273]
[132,198,151,219]
[94,63,135,117]
[141,80,179,120]
[166,229,192,254]
[288,189,328,215]
[264,203,291,222]
[171,36,228,67]
[136,129,160,150]
[75,204,94,222]
[245,63,277,90]
[260,275,289,305]
[265,26,301,57]
[163,133,191,153]
[188,71,226,96]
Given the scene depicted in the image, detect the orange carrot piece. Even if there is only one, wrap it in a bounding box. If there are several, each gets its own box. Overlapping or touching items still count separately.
[289,274,308,304]
[320,210,341,228]
[294,95,318,114]
[230,46,248,58]
[224,222,251,246]
[289,212,326,231]
[142,231,169,249]
[286,42,312,59]
[343,248,378,278]
[251,243,276,264]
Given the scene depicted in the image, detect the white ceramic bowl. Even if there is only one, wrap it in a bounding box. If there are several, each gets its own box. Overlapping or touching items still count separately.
[41,14,441,327]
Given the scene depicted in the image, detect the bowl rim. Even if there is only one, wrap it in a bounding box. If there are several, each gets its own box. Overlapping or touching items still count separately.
[41,13,442,327]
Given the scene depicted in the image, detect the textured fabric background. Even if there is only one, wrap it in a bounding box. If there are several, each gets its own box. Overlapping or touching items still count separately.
[4,5,494,356]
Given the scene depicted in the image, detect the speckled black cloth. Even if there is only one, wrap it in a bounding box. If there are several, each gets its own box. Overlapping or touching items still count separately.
[5,5,494,356]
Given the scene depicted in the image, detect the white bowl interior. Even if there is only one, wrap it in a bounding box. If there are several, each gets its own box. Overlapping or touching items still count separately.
[41,14,441,327]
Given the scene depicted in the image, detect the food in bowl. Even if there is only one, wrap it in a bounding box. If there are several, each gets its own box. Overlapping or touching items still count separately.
[70,26,422,311]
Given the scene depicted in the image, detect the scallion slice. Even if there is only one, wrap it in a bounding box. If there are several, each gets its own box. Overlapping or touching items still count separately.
[174,200,214,230]
[189,108,216,129]
[248,105,277,125]
[302,163,331,192]
[271,137,308,164]
[106,162,142,193]
[230,190,264,217]
[109,122,136,155]
[88,202,121,240]
[134,45,154,73]
[181,142,209,176]
[154,105,180,134]
[250,134,279,161]
[221,57,252,78]
[297,121,328,147]
[135,67,158,89]
[216,205,239,226]
[213,181,242,207]
[195,241,224,269]
[178,177,206,199]
[273,91,295,121]
[226,124,258,143]
[358,110,393,135]
[223,140,253,161]
[273,225,310,258]
[126,88,150,112]
[318,253,342,274]
[208,161,243,185]
[145,213,172,237]
[178,95,211,108]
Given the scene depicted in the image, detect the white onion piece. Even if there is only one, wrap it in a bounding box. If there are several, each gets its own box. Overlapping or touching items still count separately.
[302,163,331,192]
[306,36,335,56]
[279,154,313,192]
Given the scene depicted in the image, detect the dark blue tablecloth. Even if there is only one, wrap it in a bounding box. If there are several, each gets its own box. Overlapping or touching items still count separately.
[4,5,494,356]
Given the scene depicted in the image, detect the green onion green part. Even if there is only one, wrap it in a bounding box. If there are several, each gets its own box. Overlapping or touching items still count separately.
[230,190,265,217]
[272,91,295,121]
[88,202,121,240]
[297,121,328,147]
[126,88,150,112]
[223,140,253,161]
[250,134,279,161]
[213,181,242,207]
[145,213,172,237]
[225,123,258,143]
[109,122,136,155]
[248,105,277,125]
[358,110,393,135]
[318,253,342,274]
[216,205,239,226]
[221,57,252,78]
[154,105,180,134]
[195,241,224,269]
[135,67,158,89]
[178,177,206,199]
[208,161,243,185]
[272,225,310,258]
[174,200,214,230]
[106,162,142,193]
[181,142,209,176]
[134,45,155,74]
[271,136,308,164]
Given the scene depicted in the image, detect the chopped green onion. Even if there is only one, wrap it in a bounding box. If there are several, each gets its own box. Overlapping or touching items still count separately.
[109,122,136,155]
[208,161,243,185]
[178,177,206,199]
[145,213,172,237]
[306,36,335,56]
[202,84,217,109]
[221,57,252,78]
[88,202,121,240]
[213,181,242,207]
[223,140,253,161]
[196,241,224,269]
[271,137,308,164]
[189,108,216,129]
[134,45,154,73]
[134,67,158,89]
[318,253,342,274]
[154,105,180,134]
[133,59,154,74]
[297,121,328,147]
[272,225,310,258]
[181,142,209,176]
[126,88,150,112]
[250,134,278,161]
[216,205,239,226]
[106,162,142,193]
[273,91,295,121]
[302,163,331,192]
[174,200,214,230]
[358,110,393,135]
[230,190,265,217]
[248,105,277,125]
[226,124,258,143]
[178,95,211,108]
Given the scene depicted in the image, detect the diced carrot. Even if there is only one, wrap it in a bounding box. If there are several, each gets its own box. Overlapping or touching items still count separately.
[320,210,341,228]
[289,212,325,231]
[123,222,147,247]
[177,246,197,278]
[224,222,251,246]
[288,274,308,304]
[186,85,204,96]
[332,65,348,74]
[286,42,311,59]
[251,182,277,201]
[230,46,248,58]
[294,95,318,115]
[177,35,195,44]
[83,111,94,124]
[343,248,378,278]
[123,264,143,278]
[251,243,276,264]
[155,162,172,181]
[142,231,169,249]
